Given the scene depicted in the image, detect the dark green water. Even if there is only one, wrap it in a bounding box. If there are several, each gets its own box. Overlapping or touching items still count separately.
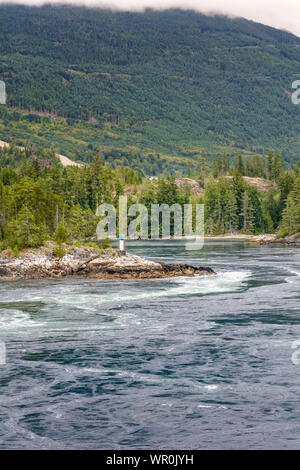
[0,240,299,449]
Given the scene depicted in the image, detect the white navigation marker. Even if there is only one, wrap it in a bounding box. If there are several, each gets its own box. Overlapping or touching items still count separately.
[119,235,126,253]
[0,341,6,365]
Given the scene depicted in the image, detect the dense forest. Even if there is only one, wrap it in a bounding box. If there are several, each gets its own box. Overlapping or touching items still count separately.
[0,144,299,252]
[1,5,300,165]
[0,4,299,249]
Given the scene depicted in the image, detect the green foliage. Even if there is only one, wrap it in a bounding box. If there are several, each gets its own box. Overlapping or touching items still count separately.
[52,246,66,259]
[6,206,46,249]
[0,146,119,248]
[0,142,299,248]
[55,224,68,244]
[205,177,239,234]
[97,238,112,250]
[203,174,281,235]
[278,176,300,236]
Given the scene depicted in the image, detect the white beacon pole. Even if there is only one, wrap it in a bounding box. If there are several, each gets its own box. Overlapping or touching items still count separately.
[119,235,125,253]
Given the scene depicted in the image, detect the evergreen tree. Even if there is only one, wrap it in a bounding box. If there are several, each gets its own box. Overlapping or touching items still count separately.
[279,177,300,236]
[7,206,46,249]
[235,156,245,176]
[241,191,255,233]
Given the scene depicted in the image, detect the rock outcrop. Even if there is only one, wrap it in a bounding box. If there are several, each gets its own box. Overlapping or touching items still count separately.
[255,234,300,246]
[0,247,215,280]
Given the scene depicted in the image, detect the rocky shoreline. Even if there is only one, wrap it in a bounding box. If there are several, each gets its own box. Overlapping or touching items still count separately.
[0,246,216,280]
[255,234,300,246]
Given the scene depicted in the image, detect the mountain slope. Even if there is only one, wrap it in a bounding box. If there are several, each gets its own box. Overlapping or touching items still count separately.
[1,4,300,169]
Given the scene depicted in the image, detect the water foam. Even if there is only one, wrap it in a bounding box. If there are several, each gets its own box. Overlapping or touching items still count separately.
[53,270,251,307]
[285,268,300,283]
[288,269,300,276]
[0,310,43,331]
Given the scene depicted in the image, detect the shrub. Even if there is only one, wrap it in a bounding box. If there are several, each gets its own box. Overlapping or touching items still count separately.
[52,246,66,258]
[55,224,69,244]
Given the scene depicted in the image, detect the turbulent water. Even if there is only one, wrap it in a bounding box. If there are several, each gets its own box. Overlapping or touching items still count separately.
[0,240,300,450]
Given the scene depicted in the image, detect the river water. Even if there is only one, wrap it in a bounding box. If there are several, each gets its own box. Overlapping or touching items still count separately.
[0,240,299,450]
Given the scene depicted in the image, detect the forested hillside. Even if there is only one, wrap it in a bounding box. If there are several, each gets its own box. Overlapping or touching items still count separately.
[1,5,300,167]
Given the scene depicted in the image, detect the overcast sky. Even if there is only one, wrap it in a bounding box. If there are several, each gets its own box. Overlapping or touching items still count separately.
[1,0,300,37]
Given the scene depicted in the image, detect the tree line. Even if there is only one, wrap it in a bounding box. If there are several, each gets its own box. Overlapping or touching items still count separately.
[0,145,299,251]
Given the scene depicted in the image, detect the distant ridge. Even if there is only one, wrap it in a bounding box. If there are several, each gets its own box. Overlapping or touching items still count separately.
[1,4,300,166]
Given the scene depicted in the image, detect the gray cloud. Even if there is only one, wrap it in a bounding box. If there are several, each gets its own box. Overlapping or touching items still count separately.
[1,0,300,37]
